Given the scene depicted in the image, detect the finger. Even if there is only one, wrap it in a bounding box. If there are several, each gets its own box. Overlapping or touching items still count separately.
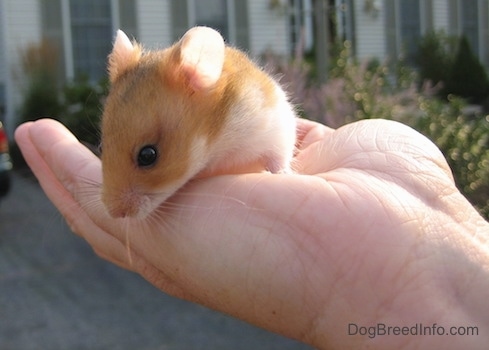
[296,118,334,150]
[24,119,109,225]
[15,121,80,217]
[26,119,102,197]
[16,119,133,267]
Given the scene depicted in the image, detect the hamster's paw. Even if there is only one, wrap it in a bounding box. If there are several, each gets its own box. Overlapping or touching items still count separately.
[265,154,293,174]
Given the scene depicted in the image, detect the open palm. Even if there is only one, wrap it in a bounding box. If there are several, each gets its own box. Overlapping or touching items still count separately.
[15,118,489,349]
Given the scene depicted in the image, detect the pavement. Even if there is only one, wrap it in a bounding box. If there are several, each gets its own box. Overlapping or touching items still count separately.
[0,172,313,350]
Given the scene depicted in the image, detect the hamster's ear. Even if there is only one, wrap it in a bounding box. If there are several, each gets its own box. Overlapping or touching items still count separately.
[177,26,225,91]
[108,30,141,83]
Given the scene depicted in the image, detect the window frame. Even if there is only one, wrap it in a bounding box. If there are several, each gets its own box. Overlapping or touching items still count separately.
[69,0,113,81]
[456,0,483,60]
[61,0,123,81]
[186,0,236,43]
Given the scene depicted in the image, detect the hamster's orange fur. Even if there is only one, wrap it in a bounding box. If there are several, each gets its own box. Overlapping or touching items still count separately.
[101,27,296,218]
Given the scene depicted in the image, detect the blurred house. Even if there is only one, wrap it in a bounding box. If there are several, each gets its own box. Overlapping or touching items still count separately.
[291,0,489,81]
[0,0,487,134]
[345,0,489,66]
[0,0,290,134]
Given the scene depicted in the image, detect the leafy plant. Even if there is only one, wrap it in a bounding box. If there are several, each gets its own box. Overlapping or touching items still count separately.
[15,42,108,168]
[60,75,108,147]
[444,36,489,105]
[267,42,489,219]
[415,30,456,93]
[410,97,489,218]
[416,31,489,106]
[18,39,62,122]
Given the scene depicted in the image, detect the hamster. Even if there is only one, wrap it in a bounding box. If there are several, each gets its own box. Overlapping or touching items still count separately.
[100,26,297,219]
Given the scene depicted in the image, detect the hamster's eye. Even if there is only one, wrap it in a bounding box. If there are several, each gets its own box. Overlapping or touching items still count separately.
[137,145,158,167]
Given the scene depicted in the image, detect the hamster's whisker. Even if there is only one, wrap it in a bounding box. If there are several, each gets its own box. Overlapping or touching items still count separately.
[122,218,135,267]
[148,190,248,208]
[146,209,180,235]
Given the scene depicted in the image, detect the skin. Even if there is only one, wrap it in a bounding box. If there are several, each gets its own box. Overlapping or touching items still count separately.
[15,118,489,349]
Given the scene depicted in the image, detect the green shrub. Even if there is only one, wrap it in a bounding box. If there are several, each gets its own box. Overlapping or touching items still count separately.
[13,40,63,169]
[269,43,489,219]
[444,36,489,105]
[59,76,108,147]
[416,32,489,105]
[17,42,108,150]
[18,40,62,123]
[17,75,107,162]
[19,72,62,122]
[409,97,489,218]
[415,30,456,93]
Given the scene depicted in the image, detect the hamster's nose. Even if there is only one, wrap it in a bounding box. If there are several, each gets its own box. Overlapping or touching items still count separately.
[109,206,133,218]
[101,188,141,219]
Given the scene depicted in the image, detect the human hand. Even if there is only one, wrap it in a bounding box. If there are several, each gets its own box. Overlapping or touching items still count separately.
[15,118,489,349]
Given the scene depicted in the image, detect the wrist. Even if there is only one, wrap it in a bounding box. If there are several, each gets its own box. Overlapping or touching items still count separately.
[308,203,489,350]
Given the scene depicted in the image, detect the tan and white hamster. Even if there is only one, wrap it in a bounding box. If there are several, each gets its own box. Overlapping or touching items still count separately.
[101,26,297,219]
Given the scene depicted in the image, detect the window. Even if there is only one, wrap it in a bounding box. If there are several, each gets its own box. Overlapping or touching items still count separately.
[385,0,432,64]
[172,0,250,48]
[461,0,479,54]
[399,0,421,63]
[192,0,229,40]
[289,0,315,54]
[70,0,113,81]
[450,0,489,64]
[41,0,137,82]
[336,0,355,46]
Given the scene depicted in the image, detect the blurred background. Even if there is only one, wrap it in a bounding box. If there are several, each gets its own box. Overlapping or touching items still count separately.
[0,0,488,348]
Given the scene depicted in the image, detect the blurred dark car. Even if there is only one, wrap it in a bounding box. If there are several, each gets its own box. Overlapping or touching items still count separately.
[0,121,12,197]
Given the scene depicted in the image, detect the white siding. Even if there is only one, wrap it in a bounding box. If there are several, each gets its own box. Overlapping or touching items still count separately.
[247,0,288,56]
[3,0,42,133]
[136,0,172,49]
[354,0,386,60]
[136,0,291,57]
[432,0,449,30]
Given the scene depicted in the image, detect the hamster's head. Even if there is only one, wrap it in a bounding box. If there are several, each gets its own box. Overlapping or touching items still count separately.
[100,27,228,219]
